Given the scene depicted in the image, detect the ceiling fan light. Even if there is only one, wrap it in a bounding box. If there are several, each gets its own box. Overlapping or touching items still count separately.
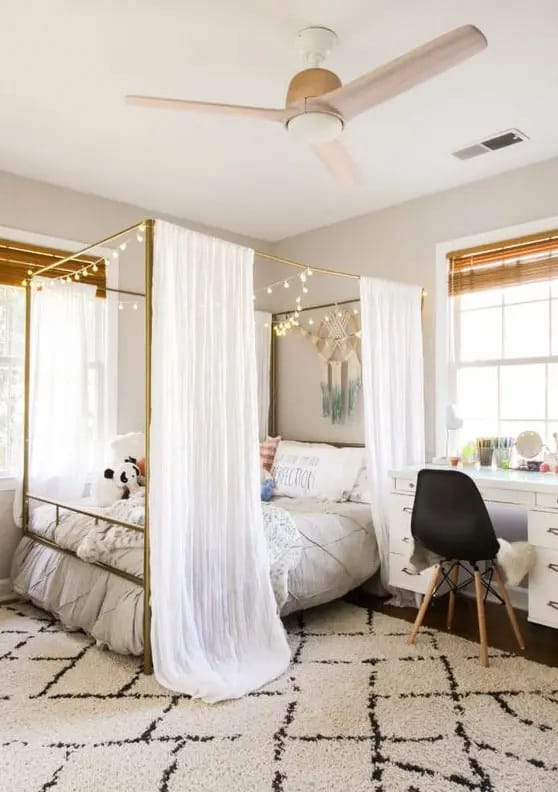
[286,111,343,143]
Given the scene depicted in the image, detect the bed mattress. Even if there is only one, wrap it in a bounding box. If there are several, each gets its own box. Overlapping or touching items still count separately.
[11,496,379,655]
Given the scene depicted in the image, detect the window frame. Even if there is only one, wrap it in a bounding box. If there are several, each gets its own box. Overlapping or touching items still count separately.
[0,225,118,486]
[435,214,558,459]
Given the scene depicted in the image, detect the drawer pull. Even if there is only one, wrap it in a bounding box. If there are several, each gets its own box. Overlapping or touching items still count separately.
[402,506,413,514]
[548,601,558,610]
[548,563,558,574]
[401,566,418,576]
[547,527,558,536]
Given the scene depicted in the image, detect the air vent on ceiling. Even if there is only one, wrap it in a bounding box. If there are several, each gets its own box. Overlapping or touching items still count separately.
[452,129,528,160]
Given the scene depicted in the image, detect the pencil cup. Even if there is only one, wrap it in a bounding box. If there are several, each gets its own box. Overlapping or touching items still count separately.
[479,447,494,467]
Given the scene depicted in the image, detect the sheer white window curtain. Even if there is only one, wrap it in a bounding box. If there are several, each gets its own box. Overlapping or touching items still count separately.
[150,221,290,702]
[254,310,272,441]
[14,279,107,524]
[360,277,425,598]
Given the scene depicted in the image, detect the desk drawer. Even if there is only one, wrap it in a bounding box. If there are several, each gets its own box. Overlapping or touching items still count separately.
[389,553,431,594]
[388,494,414,555]
[528,547,558,629]
[479,487,535,507]
[528,510,558,550]
[535,491,558,510]
[394,478,417,494]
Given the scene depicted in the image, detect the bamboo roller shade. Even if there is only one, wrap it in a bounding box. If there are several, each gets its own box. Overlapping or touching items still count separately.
[0,237,106,296]
[447,228,558,296]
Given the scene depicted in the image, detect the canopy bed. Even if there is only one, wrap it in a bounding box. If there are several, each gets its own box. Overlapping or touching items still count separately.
[10,219,425,701]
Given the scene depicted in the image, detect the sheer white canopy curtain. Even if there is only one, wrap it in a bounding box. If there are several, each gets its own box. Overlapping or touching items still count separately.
[254,310,272,440]
[150,221,290,702]
[360,277,425,600]
[14,278,106,526]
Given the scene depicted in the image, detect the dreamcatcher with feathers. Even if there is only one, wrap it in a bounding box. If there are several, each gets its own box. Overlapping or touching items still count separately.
[299,306,361,424]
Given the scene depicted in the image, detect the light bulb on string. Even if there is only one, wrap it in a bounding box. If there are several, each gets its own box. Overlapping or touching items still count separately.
[353,308,359,315]
[300,272,307,283]
[74,273,80,281]
[136,231,144,243]
[283,281,289,289]
[139,222,146,232]
[27,269,33,276]
[112,250,119,260]
[308,318,314,325]
[104,258,110,268]
[92,264,98,272]
[303,286,308,294]
[266,286,272,294]
[119,242,127,252]
[133,303,138,311]
[118,302,124,311]
[307,268,313,277]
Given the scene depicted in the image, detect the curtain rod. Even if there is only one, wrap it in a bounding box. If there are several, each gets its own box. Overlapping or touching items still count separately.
[254,249,359,280]
[272,297,359,318]
[31,220,147,277]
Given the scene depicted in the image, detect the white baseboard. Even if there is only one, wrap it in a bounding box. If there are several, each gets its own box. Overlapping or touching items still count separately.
[0,578,13,601]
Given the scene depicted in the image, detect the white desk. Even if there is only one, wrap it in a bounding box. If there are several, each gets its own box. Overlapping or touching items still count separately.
[388,465,558,630]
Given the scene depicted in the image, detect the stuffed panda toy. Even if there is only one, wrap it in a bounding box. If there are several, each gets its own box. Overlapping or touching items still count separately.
[104,456,142,500]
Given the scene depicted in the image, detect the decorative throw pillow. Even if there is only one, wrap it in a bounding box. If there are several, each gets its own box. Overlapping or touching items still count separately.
[272,441,363,502]
[260,435,281,471]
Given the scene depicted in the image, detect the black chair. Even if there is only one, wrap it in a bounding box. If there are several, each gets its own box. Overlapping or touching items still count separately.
[406,468,525,667]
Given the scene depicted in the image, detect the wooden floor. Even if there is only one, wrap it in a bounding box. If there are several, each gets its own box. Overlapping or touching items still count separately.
[348,589,558,667]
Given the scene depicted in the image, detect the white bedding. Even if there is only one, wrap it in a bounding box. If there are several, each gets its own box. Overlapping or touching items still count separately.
[11,494,379,655]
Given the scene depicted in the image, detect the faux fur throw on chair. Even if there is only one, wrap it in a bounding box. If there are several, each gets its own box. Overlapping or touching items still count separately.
[407,538,535,587]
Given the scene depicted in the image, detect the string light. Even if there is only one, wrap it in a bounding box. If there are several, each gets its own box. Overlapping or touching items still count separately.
[133,303,138,310]
[92,263,98,272]
[27,269,33,276]
[119,241,127,251]
[136,231,144,243]
[283,281,290,288]
[307,268,313,276]
[303,286,308,293]
[118,302,124,311]
[266,286,272,294]
[308,318,314,325]
[300,272,307,283]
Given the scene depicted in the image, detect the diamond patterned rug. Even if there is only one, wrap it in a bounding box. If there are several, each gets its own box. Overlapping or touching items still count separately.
[1,599,557,792]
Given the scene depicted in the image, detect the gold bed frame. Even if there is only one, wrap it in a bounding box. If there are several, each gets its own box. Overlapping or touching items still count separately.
[20,219,368,674]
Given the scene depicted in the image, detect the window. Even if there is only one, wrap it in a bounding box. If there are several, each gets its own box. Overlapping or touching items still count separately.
[0,236,109,478]
[0,286,24,474]
[449,229,558,449]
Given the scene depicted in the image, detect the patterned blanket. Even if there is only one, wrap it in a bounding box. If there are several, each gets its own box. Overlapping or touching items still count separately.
[35,490,301,610]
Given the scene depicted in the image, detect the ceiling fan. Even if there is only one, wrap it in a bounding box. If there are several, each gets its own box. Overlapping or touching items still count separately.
[126,24,487,186]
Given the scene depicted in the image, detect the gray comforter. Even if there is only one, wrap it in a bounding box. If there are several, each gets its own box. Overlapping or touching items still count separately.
[11,494,379,655]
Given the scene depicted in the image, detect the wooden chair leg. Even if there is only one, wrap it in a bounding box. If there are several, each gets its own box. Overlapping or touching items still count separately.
[407,565,442,645]
[493,564,526,651]
[473,570,489,667]
[447,562,460,631]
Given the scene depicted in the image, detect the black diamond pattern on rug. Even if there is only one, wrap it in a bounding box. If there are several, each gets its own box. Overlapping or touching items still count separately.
[1,600,557,791]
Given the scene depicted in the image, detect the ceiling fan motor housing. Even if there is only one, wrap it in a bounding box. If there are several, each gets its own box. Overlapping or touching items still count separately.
[286,68,342,107]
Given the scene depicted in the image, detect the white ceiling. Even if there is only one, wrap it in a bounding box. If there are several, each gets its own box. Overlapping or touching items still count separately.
[2,0,557,241]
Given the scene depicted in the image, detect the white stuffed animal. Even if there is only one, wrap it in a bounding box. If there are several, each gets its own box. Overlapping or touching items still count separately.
[104,457,142,500]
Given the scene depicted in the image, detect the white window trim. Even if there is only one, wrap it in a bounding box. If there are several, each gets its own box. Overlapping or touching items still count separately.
[435,213,558,458]
[0,224,119,488]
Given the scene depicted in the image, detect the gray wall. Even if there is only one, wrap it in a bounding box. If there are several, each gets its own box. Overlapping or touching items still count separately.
[272,156,558,458]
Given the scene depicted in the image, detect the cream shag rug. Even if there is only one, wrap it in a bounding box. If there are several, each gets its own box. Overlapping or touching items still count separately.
[1,600,557,792]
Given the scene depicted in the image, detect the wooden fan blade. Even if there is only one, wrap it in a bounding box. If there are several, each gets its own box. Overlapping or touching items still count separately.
[321,25,487,120]
[126,95,286,122]
[312,140,362,187]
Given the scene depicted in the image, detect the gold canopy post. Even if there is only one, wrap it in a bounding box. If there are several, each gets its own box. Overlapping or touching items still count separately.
[143,219,154,674]
[22,282,31,533]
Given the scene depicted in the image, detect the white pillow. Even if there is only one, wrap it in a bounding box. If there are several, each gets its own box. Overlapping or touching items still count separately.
[350,462,371,504]
[272,441,362,501]
[110,432,145,465]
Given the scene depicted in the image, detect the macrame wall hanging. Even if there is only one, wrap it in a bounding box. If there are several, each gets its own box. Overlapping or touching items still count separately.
[299,306,362,424]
